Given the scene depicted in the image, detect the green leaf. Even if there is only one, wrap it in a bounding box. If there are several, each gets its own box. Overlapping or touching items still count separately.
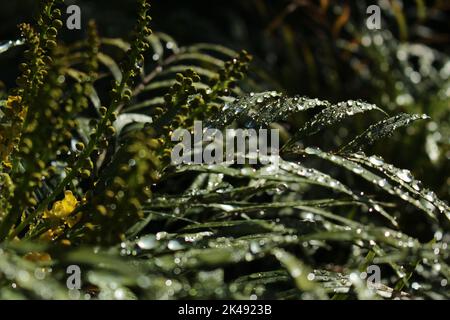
[272,249,327,298]
[285,100,386,149]
[304,147,439,222]
[98,53,122,81]
[340,113,430,153]
[0,39,24,54]
[207,91,330,128]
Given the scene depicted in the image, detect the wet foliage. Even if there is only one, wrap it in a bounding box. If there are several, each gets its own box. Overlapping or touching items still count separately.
[0,0,448,300]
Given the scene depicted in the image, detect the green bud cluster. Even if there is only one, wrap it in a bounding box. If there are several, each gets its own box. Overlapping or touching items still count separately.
[75,0,152,158]
[0,0,68,240]
[80,131,161,244]
[202,50,252,116]
[86,20,101,78]
[0,0,255,247]
[0,172,14,223]
[148,51,252,167]
[0,0,154,241]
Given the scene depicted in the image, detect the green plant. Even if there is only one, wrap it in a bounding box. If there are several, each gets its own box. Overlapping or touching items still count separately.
[0,0,448,300]
[154,0,449,200]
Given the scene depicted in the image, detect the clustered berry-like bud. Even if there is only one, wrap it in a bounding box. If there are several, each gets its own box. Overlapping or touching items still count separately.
[80,131,161,244]
[1,0,156,242]
[86,20,100,76]
[0,0,254,247]
[4,1,64,164]
[115,0,152,101]
[0,171,14,222]
[75,0,152,166]
[148,49,252,168]
[0,0,72,241]
[148,68,204,164]
[0,96,24,164]
[205,50,252,115]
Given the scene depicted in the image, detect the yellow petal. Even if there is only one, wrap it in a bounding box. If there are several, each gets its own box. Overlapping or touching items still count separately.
[44,190,78,220]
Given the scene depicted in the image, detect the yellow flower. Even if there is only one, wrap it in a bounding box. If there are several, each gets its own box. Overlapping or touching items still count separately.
[24,252,52,263]
[1,161,13,171]
[39,226,64,241]
[6,95,22,109]
[5,95,25,118]
[43,190,78,220]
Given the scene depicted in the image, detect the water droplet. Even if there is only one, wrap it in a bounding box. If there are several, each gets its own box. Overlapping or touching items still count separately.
[0,39,24,54]
[166,42,174,50]
[291,268,302,277]
[378,179,387,187]
[411,282,421,290]
[250,241,261,254]
[433,263,441,272]
[396,169,413,183]
[434,231,443,241]
[369,156,384,166]
[412,181,421,191]
[156,231,168,240]
[114,288,126,300]
[353,167,363,174]
[137,275,151,288]
[137,235,157,250]
[307,273,315,281]
[425,191,436,202]
[168,240,184,251]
